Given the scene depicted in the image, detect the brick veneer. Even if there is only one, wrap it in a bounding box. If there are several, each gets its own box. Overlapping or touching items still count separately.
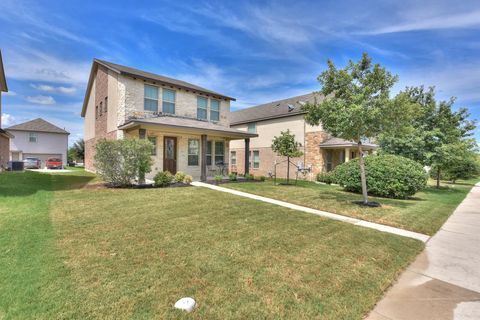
[85,65,117,172]
[0,135,9,169]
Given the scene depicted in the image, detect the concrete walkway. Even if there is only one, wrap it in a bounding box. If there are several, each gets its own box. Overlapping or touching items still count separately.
[192,181,430,242]
[367,183,480,320]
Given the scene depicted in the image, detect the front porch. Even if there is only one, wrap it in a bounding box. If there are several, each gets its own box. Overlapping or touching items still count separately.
[320,138,377,172]
[118,115,257,181]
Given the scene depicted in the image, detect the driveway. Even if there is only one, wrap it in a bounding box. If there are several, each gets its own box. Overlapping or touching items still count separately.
[368,182,480,320]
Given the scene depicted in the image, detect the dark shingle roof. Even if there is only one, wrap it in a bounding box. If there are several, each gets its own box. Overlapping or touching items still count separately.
[118,115,257,139]
[95,59,235,101]
[6,118,69,134]
[230,92,324,125]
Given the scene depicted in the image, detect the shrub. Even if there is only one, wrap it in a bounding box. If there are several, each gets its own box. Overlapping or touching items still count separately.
[316,172,335,184]
[94,138,153,187]
[333,154,428,199]
[228,173,238,181]
[259,175,266,181]
[174,171,186,183]
[215,175,223,183]
[154,171,174,187]
[245,173,254,181]
[183,175,193,184]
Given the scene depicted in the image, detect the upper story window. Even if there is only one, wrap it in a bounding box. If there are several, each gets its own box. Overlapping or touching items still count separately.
[162,89,176,114]
[95,106,98,119]
[197,96,207,120]
[144,85,159,112]
[210,99,220,122]
[99,102,103,116]
[247,122,256,133]
[104,97,108,113]
[28,132,37,143]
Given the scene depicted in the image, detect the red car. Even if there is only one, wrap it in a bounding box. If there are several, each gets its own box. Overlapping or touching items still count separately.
[46,158,63,169]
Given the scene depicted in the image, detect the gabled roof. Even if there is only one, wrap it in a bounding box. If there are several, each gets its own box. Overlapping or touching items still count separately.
[6,118,69,134]
[81,59,236,117]
[230,92,324,125]
[0,49,8,92]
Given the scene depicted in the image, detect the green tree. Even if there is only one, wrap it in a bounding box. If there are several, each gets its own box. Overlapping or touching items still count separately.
[271,130,303,184]
[68,139,85,163]
[94,138,153,187]
[303,53,398,204]
[379,86,477,187]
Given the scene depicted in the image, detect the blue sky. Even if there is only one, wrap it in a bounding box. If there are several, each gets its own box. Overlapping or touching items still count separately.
[1,0,480,145]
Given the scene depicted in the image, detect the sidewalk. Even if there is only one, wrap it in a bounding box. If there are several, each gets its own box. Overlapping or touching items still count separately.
[192,181,430,242]
[367,183,480,320]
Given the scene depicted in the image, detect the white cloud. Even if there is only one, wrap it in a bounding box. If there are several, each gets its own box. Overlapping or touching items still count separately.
[4,48,90,85]
[25,95,56,105]
[30,83,77,94]
[3,91,17,96]
[1,113,15,126]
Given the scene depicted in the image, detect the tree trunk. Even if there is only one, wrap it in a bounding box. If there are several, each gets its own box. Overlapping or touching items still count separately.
[358,142,368,204]
[436,167,441,188]
[287,156,290,184]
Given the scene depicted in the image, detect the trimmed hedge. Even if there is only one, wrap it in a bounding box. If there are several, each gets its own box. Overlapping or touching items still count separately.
[332,154,428,199]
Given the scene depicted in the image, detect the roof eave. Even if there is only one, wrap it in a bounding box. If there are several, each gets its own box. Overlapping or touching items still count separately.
[118,120,257,139]
[230,110,306,126]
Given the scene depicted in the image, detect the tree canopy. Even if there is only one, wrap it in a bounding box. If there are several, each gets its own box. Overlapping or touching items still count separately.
[271,129,303,184]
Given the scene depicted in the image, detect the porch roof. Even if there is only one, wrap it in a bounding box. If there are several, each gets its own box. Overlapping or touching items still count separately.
[319,137,378,149]
[118,116,258,139]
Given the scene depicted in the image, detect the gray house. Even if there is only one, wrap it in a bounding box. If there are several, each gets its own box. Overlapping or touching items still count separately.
[7,118,69,167]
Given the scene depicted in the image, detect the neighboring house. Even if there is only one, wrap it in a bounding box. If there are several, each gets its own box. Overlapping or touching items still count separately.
[7,118,69,168]
[229,93,377,180]
[81,59,256,181]
[0,49,13,170]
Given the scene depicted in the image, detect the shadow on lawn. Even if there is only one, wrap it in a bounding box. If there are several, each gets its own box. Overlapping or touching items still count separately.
[0,171,95,198]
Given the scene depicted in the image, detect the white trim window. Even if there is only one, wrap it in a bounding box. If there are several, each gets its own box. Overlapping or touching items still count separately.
[28,132,37,143]
[188,139,199,166]
[214,141,224,165]
[210,99,220,121]
[252,150,260,169]
[162,89,176,114]
[206,140,212,166]
[247,122,256,133]
[197,96,208,120]
[144,85,159,112]
[148,136,157,156]
[231,151,237,166]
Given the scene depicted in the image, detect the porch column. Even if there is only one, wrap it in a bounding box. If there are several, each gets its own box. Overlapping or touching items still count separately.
[244,138,250,175]
[138,128,146,184]
[345,147,350,162]
[201,134,207,181]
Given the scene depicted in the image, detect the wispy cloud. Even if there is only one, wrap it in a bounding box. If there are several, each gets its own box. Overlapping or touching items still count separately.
[1,113,15,126]
[25,95,56,105]
[30,83,77,94]
[360,10,480,35]
[4,48,90,85]
[3,91,17,96]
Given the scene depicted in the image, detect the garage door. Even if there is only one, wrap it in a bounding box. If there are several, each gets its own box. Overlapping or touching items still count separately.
[23,153,62,168]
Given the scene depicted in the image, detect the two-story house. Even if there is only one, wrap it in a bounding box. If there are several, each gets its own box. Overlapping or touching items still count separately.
[81,59,256,181]
[229,93,377,180]
[7,118,69,168]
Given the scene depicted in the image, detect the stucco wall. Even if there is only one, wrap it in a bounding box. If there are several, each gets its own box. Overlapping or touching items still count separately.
[84,77,96,141]
[0,134,9,169]
[8,130,68,166]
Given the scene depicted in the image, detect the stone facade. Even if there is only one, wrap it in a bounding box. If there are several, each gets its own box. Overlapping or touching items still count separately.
[305,131,330,177]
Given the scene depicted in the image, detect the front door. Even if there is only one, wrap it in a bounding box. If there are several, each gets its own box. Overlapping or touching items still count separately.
[163,136,177,174]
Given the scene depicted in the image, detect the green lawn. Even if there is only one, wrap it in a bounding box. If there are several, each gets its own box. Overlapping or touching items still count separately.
[0,170,423,319]
[223,178,479,235]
